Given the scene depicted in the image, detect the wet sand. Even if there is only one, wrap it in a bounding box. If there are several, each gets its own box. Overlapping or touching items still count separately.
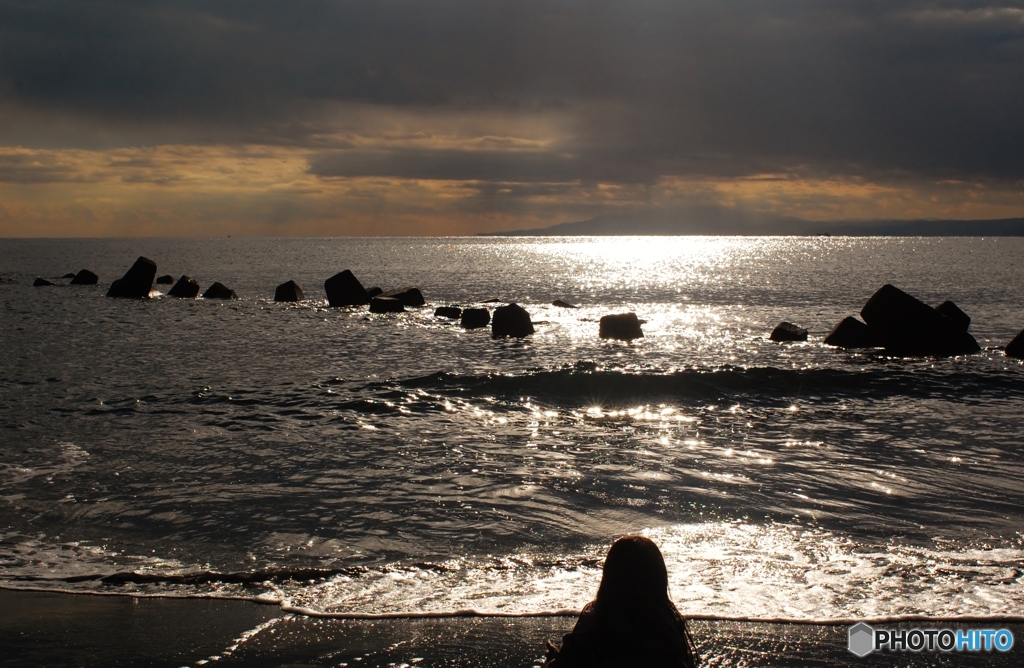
[2,589,1020,667]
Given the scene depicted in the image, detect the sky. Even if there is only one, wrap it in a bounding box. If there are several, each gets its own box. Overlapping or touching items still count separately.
[1,0,1023,237]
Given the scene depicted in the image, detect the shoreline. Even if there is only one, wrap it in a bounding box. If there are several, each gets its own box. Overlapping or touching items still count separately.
[4,589,1021,667]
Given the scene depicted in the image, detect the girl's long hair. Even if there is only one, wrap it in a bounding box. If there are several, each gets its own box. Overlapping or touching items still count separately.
[588,535,698,667]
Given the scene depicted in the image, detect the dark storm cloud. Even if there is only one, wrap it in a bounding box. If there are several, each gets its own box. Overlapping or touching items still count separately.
[2,1,1023,181]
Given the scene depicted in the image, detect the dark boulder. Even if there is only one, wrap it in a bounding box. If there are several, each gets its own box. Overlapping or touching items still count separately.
[155,274,174,285]
[435,306,462,319]
[61,273,76,279]
[70,270,99,285]
[552,299,578,309]
[202,282,237,300]
[370,296,405,313]
[860,284,980,356]
[1007,330,1024,359]
[823,316,878,348]
[492,303,534,338]
[367,286,383,298]
[461,308,491,329]
[168,275,200,298]
[599,312,644,340]
[274,280,304,302]
[769,322,808,342]
[33,277,55,287]
[325,270,370,307]
[935,301,971,331]
[106,256,157,298]
[382,287,425,307]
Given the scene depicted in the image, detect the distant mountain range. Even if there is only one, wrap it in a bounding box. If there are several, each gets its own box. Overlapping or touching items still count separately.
[479,213,1024,236]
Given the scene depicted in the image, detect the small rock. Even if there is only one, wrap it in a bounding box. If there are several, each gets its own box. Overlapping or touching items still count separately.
[381,287,425,307]
[935,301,971,331]
[107,256,157,299]
[769,322,808,342]
[274,280,304,302]
[367,287,384,298]
[202,282,237,300]
[552,300,578,308]
[435,306,462,319]
[155,275,174,285]
[370,296,405,313]
[823,316,877,348]
[1007,330,1024,359]
[599,313,644,340]
[325,270,370,307]
[492,303,534,338]
[168,276,200,299]
[482,298,503,303]
[33,277,55,287]
[61,273,76,279]
[70,270,99,285]
[461,308,491,329]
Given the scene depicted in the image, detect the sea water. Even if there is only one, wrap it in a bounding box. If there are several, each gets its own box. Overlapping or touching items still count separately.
[1,236,1023,622]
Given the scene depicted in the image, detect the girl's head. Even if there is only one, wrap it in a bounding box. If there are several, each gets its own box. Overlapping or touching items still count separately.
[595,535,671,606]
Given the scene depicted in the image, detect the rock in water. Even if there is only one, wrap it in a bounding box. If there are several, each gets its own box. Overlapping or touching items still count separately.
[1007,330,1024,359]
[61,273,76,279]
[492,303,534,338]
[552,299,578,308]
[367,287,383,298]
[155,274,174,285]
[33,277,54,287]
[325,270,370,307]
[461,308,490,329]
[70,270,99,285]
[370,296,405,313]
[168,276,200,298]
[769,322,808,342]
[823,316,877,348]
[860,284,979,356]
[935,300,971,331]
[435,306,462,319]
[274,280,304,302]
[381,287,425,307]
[599,312,644,340]
[202,282,237,300]
[107,257,157,298]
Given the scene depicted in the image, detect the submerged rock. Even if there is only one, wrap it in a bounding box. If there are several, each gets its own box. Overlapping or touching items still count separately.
[552,299,578,309]
[155,274,174,285]
[492,303,534,338]
[382,287,425,307]
[61,272,76,279]
[325,270,370,307]
[599,312,644,340]
[168,275,200,298]
[367,286,383,298]
[769,322,808,342]
[274,280,304,302]
[33,277,55,287]
[860,284,979,356]
[70,269,99,285]
[435,306,462,319]
[202,282,237,300]
[935,300,971,331]
[370,296,405,313]
[107,256,157,299]
[823,316,877,348]
[1007,330,1024,359]
[461,307,490,329]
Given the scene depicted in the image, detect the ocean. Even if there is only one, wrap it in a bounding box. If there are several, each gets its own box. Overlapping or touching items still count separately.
[2,237,1023,643]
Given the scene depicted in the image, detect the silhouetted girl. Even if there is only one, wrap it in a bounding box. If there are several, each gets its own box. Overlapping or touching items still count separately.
[544,535,698,667]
